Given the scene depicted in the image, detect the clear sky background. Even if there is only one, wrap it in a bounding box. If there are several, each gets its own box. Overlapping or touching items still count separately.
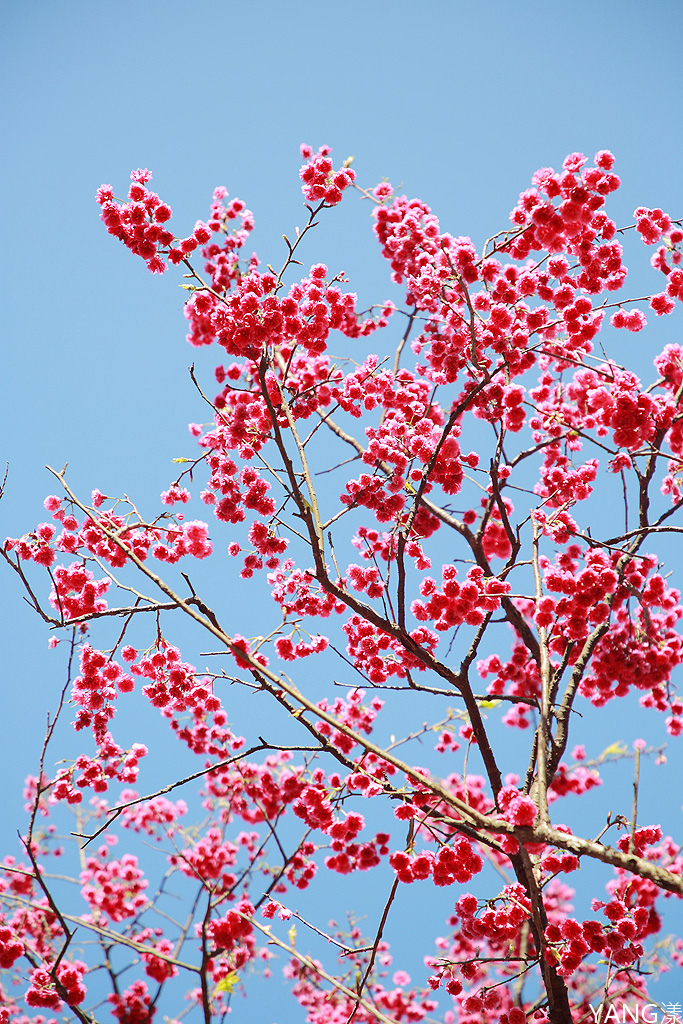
[2,0,683,1015]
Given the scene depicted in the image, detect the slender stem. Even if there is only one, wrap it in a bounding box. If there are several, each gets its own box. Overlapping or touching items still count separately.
[530,520,551,826]
[629,745,642,855]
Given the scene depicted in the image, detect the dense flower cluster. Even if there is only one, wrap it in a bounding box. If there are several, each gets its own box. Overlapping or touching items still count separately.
[118,790,188,838]
[412,564,510,631]
[80,849,149,922]
[299,144,356,205]
[171,827,238,892]
[108,979,156,1024]
[96,168,214,275]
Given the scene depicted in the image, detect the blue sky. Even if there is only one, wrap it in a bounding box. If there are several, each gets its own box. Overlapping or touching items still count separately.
[2,0,683,1014]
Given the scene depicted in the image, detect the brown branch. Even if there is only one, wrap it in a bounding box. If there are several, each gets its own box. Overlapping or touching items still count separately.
[346,875,400,1023]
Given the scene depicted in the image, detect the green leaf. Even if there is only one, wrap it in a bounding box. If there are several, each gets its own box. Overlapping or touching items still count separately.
[601,741,628,758]
[214,970,239,994]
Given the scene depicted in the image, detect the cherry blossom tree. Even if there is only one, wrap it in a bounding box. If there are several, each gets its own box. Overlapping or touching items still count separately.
[2,144,683,1024]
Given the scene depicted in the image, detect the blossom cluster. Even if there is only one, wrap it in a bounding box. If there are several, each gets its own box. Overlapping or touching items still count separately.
[3,145,683,1023]
[96,168,213,274]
